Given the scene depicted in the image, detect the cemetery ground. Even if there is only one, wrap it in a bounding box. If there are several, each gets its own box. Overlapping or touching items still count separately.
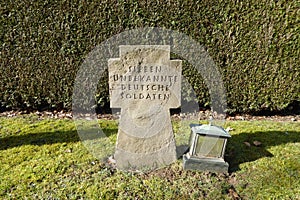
[0,113,299,199]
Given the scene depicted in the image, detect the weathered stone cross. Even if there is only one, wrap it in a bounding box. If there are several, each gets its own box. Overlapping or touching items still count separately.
[108,45,181,170]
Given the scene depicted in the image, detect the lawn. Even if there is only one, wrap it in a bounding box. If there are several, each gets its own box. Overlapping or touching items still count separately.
[0,115,299,199]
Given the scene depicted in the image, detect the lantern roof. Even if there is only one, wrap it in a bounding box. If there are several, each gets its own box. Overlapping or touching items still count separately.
[190,124,231,138]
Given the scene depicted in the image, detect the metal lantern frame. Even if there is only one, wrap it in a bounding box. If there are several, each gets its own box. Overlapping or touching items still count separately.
[183,124,231,173]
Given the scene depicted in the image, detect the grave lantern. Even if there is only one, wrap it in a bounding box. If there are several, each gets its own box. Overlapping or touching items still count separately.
[183,124,231,173]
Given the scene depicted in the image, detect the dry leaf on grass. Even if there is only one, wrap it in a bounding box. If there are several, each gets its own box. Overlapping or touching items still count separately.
[228,188,241,200]
[64,149,72,153]
[244,142,251,147]
[225,127,234,132]
[253,141,262,146]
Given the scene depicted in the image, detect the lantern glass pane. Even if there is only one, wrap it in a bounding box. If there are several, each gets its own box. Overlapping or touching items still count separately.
[195,136,225,158]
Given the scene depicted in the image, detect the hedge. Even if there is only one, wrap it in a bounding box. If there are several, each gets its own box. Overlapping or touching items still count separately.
[0,0,299,114]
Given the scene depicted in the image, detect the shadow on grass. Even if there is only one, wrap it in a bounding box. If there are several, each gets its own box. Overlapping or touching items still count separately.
[0,127,118,151]
[0,130,79,150]
[226,130,300,172]
[1,127,299,173]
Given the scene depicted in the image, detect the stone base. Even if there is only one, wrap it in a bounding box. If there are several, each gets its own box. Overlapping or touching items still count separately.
[115,144,177,171]
[183,154,229,173]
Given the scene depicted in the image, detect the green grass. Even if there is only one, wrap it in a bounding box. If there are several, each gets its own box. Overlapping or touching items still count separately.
[0,115,299,199]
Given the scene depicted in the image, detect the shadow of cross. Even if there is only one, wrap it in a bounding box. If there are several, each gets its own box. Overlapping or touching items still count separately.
[108,45,182,171]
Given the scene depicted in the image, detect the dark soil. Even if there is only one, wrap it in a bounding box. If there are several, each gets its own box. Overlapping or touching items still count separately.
[0,110,299,122]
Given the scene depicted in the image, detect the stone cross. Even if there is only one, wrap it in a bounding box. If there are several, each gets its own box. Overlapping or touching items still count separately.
[108,45,181,170]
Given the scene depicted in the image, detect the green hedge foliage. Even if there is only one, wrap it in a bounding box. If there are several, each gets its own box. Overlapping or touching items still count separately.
[1,0,299,113]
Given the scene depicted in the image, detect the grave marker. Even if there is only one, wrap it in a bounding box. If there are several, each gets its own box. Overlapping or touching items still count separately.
[108,45,181,170]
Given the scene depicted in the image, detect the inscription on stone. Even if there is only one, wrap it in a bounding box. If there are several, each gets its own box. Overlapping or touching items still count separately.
[108,45,182,170]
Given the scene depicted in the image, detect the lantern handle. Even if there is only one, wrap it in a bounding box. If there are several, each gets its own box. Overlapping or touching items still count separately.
[209,107,214,126]
[209,115,213,126]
